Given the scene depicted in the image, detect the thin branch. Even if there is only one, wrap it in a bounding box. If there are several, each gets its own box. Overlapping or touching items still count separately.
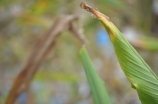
[5,15,86,104]
[69,22,86,44]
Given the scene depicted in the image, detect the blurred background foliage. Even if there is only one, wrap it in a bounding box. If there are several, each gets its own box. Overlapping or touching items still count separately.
[0,0,158,104]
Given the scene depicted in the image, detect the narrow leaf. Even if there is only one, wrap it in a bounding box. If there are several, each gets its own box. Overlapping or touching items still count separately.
[80,47,112,104]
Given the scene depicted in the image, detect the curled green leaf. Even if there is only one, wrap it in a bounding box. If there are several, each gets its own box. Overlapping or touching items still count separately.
[80,2,158,104]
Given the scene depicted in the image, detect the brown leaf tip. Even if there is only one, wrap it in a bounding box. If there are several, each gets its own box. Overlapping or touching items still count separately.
[80,2,109,20]
[80,2,93,12]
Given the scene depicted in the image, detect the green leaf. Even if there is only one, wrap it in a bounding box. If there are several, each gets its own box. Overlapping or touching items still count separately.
[131,83,136,89]
[138,36,158,51]
[79,47,112,104]
[80,2,158,104]
[34,71,80,82]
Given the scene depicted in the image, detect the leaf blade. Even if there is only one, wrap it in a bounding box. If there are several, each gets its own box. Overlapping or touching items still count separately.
[80,47,112,104]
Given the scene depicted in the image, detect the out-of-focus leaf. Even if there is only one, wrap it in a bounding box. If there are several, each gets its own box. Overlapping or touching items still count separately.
[0,0,8,5]
[80,47,112,104]
[18,13,52,27]
[138,36,158,51]
[127,36,158,51]
[31,0,50,15]
[80,2,158,104]
[34,72,80,82]
[97,0,122,7]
